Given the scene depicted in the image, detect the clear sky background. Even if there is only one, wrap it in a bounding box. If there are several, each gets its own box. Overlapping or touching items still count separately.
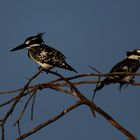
[0,0,140,139]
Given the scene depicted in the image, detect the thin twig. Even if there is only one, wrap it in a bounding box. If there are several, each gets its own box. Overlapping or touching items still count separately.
[13,90,37,126]
[16,101,84,140]
[31,91,37,121]
[0,71,139,140]
[0,68,43,140]
[16,98,137,140]
[95,104,137,139]
[1,125,4,140]
[17,122,22,139]
[1,72,140,95]
[88,65,102,74]
[49,72,140,84]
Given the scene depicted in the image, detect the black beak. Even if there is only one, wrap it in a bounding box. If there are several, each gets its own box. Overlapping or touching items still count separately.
[10,43,27,52]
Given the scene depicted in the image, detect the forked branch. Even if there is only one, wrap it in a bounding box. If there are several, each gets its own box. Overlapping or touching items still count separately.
[0,70,139,140]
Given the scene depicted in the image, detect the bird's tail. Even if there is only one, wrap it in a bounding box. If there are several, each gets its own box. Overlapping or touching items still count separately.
[92,78,112,101]
[63,63,77,73]
[92,81,105,101]
[94,82,105,92]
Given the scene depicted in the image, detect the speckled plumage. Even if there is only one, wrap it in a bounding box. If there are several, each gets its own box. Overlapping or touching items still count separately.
[94,49,140,92]
[10,33,77,73]
[28,44,77,72]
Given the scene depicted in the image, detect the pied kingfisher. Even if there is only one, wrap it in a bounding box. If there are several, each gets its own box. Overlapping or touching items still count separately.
[10,32,77,73]
[93,49,140,97]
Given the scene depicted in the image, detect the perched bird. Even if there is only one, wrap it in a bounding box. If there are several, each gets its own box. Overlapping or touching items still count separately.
[92,49,140,100]
[10,32,77,73]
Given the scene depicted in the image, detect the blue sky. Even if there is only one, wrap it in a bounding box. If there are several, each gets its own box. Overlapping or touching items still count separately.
[0,0,140,139]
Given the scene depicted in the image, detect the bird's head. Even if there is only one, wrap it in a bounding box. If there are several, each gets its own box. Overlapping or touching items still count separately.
[126,49,140,60]
[10,32,45,52]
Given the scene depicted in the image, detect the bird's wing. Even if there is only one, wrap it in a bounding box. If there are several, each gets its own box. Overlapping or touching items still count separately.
[110,58,140,73]
[39,45,67,66]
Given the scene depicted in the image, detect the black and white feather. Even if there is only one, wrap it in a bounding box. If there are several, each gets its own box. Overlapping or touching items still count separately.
[94,49,140,92]
[10,32,77,73]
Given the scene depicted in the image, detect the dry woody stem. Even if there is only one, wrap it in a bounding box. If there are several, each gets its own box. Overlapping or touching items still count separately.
[0,70,139,140]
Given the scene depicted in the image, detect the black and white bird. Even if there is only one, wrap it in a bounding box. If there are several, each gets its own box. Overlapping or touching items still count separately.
[92,49,140,100]
[10,32,77,73]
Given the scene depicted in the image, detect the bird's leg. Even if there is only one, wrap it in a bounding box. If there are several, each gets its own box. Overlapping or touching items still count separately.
[37,66,44,72]
[125,76,135,88]
[129,78,135,87]
[37,66,50,74]
[45,70,50,74]
[119,83,124,91]
[130,76,135,83]
[120,77,135,89]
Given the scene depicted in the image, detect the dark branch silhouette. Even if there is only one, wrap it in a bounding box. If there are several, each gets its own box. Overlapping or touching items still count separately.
[0,70,139,140]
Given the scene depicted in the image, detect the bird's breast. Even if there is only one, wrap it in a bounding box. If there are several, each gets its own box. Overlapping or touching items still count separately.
[28,50,53,70]
[121,76,131,82]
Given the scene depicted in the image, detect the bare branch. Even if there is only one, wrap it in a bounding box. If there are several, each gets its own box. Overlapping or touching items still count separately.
[88,65,102,74]
[99,108,136,139]
[17,122,22,139]
[31,91,37,121]
[16,101,85,140]
[0,70,139,140]
[1,125,4,140]
[13,90,37,127]
[0,68,43,140]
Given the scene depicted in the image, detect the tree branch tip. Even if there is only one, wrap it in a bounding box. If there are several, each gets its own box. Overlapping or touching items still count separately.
[0,70,139,139]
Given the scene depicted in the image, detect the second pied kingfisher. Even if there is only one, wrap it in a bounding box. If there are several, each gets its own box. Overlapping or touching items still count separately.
[10,32,77,73]
[94,49,140,92]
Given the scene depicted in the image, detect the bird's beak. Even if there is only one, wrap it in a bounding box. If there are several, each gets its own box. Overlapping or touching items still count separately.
[10,43,27,52]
